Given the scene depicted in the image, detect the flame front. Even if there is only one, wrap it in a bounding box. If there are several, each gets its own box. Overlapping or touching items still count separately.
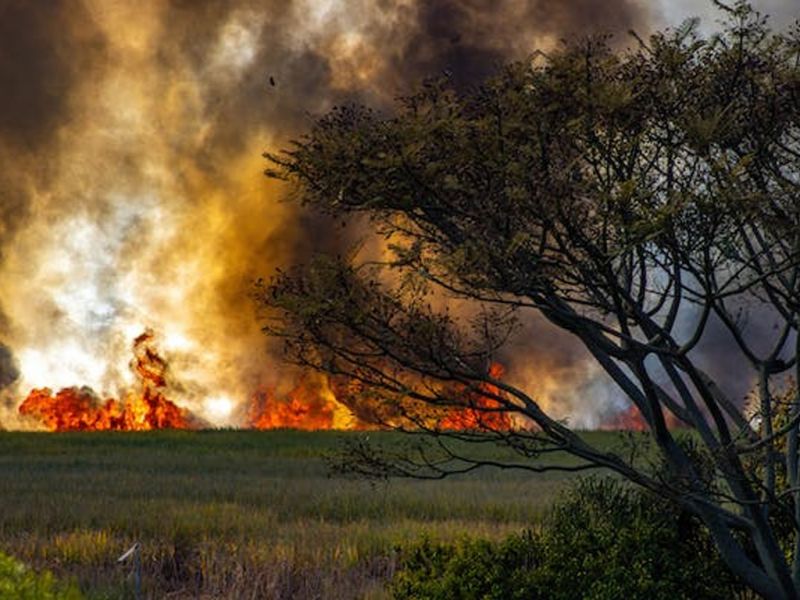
[18,387,188,432]
[601,405,648,432]
[248,374,337,431]
[15,328,649,432]
[18,341,520,433]
[18,330,191,431]
[438,363,513,431]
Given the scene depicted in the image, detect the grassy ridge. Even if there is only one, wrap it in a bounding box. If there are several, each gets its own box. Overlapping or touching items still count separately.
[0,430,621,598]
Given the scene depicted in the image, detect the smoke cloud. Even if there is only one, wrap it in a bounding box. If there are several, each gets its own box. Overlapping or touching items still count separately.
[0,0,795,428]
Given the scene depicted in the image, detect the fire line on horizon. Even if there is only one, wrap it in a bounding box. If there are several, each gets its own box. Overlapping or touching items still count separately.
[1,1,797,431]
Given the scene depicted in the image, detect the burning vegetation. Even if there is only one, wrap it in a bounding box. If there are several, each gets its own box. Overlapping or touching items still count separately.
[0,2,668,435]
[14,333,528,432]
[15,332,642,432]
[247,373,339,430]
[18,331,191,431]
[437,363,513,431]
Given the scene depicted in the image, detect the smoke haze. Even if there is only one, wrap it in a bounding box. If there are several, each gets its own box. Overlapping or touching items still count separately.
[0,0,796,427]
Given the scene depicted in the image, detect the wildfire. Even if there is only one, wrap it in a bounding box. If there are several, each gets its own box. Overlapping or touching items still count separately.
[246,364,515,432]
[600,403,686,431]
[18,330,191,431]
[16,332,517,432]
[602,404,648,431]
[13,335,607,434]
[248,373,341,430]
[438,363,513,431]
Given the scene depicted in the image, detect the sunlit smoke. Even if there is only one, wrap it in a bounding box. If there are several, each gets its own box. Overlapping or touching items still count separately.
[2,0,793,430]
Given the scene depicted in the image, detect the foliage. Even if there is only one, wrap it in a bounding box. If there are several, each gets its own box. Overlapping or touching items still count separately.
[263,2,800,596]
[745,382,800,555]
[537,478,738,599]
[392,477,743,600]
[391,534,539,600]
[0,551,83,600]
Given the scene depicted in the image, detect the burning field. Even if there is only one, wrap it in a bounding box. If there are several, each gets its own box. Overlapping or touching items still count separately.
[18,330,191,431]
[12,330,359,432]
[14,327,522,432]
[8,0,785,436]
[0,0,683,435]
[5,2,800,599]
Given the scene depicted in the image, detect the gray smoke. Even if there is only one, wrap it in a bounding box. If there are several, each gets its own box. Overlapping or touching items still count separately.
[0,0,796,427]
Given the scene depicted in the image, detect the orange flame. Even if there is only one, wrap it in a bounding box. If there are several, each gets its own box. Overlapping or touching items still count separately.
[600,403,686,431]
[18,334,519,433]
[438,363,513,431]
[18,330,191,431]
[246,365,516,432]
[248,374,338,430]
[601,404,648,431]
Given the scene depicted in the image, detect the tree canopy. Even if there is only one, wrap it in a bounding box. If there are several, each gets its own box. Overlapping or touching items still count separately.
[262,3,800,598]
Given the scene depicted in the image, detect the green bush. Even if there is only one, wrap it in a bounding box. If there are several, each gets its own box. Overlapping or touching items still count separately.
[392,478,743,600]
[534,478,737,599]
[391,533,541,600]
[0,551,83,600]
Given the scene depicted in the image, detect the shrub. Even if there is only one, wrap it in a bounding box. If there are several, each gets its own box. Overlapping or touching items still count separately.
[391,533,541,600]
[392,477,743,600]
[534,478,738,600]
[0,551,83,600]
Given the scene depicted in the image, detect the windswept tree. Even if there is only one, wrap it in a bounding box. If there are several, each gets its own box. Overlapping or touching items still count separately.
[261,3,800,597]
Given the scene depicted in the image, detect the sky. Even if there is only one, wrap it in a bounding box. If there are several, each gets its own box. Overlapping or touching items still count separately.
[0,0,798,428]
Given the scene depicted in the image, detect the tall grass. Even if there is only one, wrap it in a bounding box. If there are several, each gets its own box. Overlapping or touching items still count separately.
[0,430,621,598]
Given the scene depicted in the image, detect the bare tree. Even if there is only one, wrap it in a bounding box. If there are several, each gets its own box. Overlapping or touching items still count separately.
[261,3,800,597]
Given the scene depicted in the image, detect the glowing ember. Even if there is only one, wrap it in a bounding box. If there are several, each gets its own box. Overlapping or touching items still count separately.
[18,330,191,431]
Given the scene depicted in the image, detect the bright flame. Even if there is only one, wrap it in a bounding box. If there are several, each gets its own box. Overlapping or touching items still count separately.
[0,5,297,429]
[204,395,234,422]
[248,373,342,430]
[437,363,513,431]
[18,330,192,431]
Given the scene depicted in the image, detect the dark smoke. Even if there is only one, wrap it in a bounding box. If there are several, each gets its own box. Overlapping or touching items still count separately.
[1,0,795,427]
[161,0,653,147]
[0,0,106,330]
[137,0,657,342]
[387,0,648,92]
[0,0,106,200]
[0,341,18,428]
[0,343,18,389]
[0,1,101,148]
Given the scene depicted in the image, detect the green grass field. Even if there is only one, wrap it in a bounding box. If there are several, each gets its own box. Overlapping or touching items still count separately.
[0,430,623,598]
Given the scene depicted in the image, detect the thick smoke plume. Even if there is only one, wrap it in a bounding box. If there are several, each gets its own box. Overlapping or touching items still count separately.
[0,0,794,428]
